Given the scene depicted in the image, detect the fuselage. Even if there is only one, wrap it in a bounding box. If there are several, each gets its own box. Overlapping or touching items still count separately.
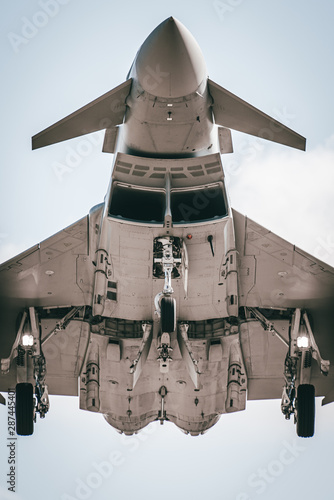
[80,18,243,435]
[120,16,215,159]
[2,14,329,443]
[94,17,234,322]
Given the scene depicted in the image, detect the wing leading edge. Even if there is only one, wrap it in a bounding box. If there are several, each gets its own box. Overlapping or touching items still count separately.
[32,79,132,150]
[208,79,306,151]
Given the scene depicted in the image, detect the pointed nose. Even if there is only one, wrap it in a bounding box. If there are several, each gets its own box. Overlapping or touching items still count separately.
[135,17,207,98]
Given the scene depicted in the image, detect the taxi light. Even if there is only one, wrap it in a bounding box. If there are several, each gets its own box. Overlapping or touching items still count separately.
[22,334,34,347]
[297,336,309,348]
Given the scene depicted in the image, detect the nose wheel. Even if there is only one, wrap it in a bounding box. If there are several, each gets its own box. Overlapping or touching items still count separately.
[160,296,176,333]
[154,236,182,335]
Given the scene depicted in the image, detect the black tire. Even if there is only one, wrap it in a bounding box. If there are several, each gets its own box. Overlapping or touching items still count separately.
[15,383,34,436]
[296,384,315,438]
[160,296,176,333]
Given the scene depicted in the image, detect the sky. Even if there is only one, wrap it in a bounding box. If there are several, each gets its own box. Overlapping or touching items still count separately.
[1,0,334,499]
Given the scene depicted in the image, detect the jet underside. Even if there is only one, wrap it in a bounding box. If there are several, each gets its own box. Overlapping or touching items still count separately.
[1,17,333,438]
[80,152,246,435]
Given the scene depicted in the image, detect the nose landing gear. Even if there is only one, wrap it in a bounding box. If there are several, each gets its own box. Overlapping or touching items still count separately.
[153,236,181,334]
[153,236,182,374]
[160,296,176,333]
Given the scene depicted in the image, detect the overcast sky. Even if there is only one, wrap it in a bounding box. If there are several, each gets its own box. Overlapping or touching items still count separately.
[1,1,334,499]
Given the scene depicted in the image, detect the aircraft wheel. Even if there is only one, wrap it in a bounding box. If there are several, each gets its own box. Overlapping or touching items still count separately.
[15,383,34,436]
[160,296,176,333]
[296,384,315,438]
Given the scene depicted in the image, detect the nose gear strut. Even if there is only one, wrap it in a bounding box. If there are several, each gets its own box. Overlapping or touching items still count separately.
[153,236,182,334]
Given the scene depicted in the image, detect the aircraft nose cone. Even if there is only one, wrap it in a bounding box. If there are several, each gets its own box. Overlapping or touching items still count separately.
[135,17,207,98]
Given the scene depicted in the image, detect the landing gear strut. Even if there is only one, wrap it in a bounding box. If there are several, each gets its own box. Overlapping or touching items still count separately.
[1,306,83,435]
[281,308,329,438]
[153,236,182,334]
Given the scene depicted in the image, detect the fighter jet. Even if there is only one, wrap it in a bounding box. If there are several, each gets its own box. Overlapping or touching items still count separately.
[1,17,333,438]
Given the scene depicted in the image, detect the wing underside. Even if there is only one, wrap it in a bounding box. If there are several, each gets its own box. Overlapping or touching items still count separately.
[208,79,306,151]
[0,214,98,395]
[233,209,334,403]
[32,79,132,150]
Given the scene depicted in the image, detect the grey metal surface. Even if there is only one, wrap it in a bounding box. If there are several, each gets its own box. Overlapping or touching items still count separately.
[32,80,132,150]
[134,17,207,98]
[1,17,331,436]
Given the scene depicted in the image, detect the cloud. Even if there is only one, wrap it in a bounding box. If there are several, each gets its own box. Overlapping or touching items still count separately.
[225,135,334,266]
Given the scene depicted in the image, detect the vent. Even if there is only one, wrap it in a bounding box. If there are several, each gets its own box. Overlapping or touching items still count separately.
[112,153,224,188]
[189,171,204,177]
[150,173,165,179]
[107,291,117,301]
[134,165,149,171]
[171,173,187,179]
[107,281,117,301]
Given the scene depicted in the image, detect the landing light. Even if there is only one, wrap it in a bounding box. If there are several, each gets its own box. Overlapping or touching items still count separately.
[297,336,309,348]
[22,334,34,347]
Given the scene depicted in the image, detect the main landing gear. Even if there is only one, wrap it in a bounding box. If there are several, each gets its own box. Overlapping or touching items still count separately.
[1,307,50,436]
[1,306,80,435]
[281,308,329,438]
[248,307,329,438]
